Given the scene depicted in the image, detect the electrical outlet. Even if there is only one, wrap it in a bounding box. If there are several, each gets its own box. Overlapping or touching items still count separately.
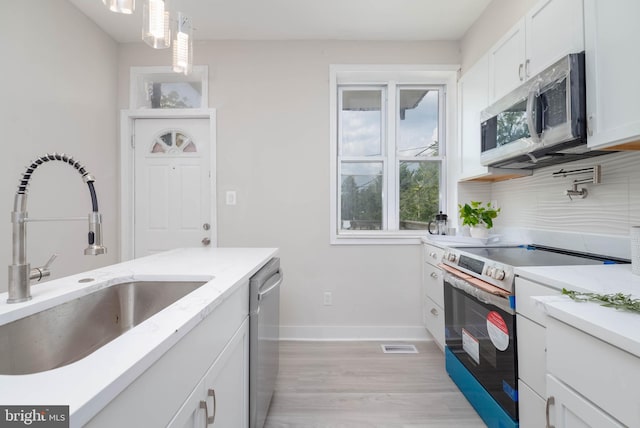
[226,190,237,206]
[323,291,332,306]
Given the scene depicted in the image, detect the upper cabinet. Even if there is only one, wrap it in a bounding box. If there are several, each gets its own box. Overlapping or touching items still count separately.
[488,19,526,103]
[458,55,490,180]
[584,0,640,150]
[488,0,584,103]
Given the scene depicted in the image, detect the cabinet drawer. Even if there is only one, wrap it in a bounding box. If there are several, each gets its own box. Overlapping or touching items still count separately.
[424,297,444,352]
[423,243,444,266]
[518,380,545,428]
[516,314,546,397]
[515,277,559,325]
[423,263,444,308]
[547,317,639,427]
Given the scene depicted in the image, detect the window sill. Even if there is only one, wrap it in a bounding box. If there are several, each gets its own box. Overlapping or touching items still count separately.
[330,232,427,246]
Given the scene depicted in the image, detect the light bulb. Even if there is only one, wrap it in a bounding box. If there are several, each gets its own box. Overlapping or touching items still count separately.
[142,0,170,49]
[172,13,193,75]
[102,0,135,14]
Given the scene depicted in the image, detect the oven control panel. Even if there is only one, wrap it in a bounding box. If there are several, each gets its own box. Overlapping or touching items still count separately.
[442,249,513,293]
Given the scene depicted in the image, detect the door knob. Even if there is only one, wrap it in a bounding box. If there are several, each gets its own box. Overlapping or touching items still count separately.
[202,237,211,246]
[203,223,210,231]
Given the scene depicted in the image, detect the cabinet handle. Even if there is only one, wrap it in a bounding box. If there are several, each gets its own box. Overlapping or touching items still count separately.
[430,272,438,279]
[199,388,217,425]
[430,308,439,316]
[545,396,555,428]
[525,59,530,78]
[587,115,594,136]
[518,63,524,81]
[429,252,437,259]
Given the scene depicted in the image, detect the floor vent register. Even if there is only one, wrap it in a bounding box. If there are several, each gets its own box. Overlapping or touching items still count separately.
[381,344,418,354]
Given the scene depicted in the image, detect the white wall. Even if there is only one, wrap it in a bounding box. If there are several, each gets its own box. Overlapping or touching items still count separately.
[118,40,460,339]
[0,1,119,293]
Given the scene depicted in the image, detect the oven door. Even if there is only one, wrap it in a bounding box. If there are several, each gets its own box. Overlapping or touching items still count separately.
[443,270,518,420]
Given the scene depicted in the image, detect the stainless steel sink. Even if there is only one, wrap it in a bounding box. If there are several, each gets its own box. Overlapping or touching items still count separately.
[0,280,206,375]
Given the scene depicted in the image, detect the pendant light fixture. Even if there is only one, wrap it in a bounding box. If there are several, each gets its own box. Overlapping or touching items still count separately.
[142,0,171,49]
[172,12,193,75]
[102,0,135,14]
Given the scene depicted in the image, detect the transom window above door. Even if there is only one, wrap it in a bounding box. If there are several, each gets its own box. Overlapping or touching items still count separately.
[150,130,198,154]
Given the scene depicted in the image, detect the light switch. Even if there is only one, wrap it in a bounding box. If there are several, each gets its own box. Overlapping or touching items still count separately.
[226,191,237,205]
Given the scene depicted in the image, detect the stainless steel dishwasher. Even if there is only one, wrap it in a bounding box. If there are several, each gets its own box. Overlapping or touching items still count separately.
[249,257,282,428]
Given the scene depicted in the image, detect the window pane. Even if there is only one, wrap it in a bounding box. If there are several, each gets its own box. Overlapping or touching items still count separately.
[398,89,439,157]
[340,162,383,230]
[399,161,440,230]
[147,82,202,109]
[340,90,383,157]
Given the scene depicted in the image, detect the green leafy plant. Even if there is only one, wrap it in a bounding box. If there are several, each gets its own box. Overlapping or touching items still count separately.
[562,288,640,314]
[458,201,501,229]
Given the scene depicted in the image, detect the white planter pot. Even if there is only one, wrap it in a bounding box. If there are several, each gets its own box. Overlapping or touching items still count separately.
[469,224,489,239]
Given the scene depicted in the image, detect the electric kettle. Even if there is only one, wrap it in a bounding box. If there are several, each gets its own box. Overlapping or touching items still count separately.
[428,211,448,235]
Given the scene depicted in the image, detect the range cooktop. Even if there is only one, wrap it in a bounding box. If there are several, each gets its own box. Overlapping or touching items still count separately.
[441,244,630,293]
[459,245,626,267]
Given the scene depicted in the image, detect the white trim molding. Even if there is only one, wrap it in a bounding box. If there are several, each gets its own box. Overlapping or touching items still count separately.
[119,108,217,261]
[280,325,431,341]
[329,64,460,245]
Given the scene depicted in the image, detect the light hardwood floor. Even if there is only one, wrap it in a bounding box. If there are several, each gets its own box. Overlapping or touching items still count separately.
[264,341,486,428]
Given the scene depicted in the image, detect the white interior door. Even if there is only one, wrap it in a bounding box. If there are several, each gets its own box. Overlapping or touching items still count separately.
[134,118,212,257]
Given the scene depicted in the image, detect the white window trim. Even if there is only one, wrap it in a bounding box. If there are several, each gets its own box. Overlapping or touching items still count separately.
[329,64,459,245]
[129,65,209,110]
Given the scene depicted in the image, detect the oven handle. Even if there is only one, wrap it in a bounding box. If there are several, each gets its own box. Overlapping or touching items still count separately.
[443,271,515,315]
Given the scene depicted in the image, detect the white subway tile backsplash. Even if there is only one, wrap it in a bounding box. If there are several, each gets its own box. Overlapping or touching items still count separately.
[456,151,640,258]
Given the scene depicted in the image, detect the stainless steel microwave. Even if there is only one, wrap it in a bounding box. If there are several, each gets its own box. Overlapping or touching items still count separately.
[480,52,608,170]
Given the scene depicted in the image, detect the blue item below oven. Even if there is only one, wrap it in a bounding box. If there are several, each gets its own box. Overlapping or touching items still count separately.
[446,347,519,428]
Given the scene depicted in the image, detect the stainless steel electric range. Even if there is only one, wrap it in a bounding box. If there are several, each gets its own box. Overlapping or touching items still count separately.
[438,244,629,428]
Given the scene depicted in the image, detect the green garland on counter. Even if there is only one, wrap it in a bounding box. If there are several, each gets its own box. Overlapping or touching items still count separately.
[561,288,640,314]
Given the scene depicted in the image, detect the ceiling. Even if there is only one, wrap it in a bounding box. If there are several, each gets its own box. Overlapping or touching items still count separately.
[68,0,491,43]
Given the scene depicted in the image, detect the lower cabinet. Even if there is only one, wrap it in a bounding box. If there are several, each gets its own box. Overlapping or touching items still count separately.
[422,243,445,351]
[546,375,623,428]
[423,296,445,351]
[86,284,250,428]
[546,316,638,427]
[169,318,249,428]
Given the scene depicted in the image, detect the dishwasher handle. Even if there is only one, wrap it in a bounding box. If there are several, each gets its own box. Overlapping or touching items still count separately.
[258,270,283,301]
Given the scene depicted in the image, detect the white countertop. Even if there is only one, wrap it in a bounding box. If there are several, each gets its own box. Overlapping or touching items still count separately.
[0,247,278,427]
[516,264,640,358]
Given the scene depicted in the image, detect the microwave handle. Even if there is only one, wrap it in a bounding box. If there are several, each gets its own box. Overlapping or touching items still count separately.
[526,83,541,144]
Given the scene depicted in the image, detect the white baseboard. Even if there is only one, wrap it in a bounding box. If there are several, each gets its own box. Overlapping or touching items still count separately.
[280,325,431,341]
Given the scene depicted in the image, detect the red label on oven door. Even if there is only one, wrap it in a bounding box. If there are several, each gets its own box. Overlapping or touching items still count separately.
[486,311,509,351]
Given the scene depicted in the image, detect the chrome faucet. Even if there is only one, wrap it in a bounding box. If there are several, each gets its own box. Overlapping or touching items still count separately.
[7,153,107,303]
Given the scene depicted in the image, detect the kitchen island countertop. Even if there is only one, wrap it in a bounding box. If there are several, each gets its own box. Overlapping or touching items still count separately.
[0,247,278,427]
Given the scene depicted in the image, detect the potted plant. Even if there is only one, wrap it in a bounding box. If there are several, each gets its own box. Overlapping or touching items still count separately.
[458,201,501,238]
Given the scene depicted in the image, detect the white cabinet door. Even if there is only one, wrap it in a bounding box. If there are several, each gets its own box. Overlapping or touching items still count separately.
[518,380,546,428]
[516,314,546,397]
[525,0,584,78]
[170,319,249,428]
[546,375,624,428]
[488,18,526,102]
[584,0,640,149]
[423,296,444,351]
[488,0,584,104]
[458,55,490,180]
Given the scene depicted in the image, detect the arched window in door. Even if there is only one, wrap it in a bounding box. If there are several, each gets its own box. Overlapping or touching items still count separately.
[150,130,197,154]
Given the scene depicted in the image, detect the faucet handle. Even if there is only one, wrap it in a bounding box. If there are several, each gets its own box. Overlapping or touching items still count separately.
[29,253,58,282]
[43,254,58,269]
